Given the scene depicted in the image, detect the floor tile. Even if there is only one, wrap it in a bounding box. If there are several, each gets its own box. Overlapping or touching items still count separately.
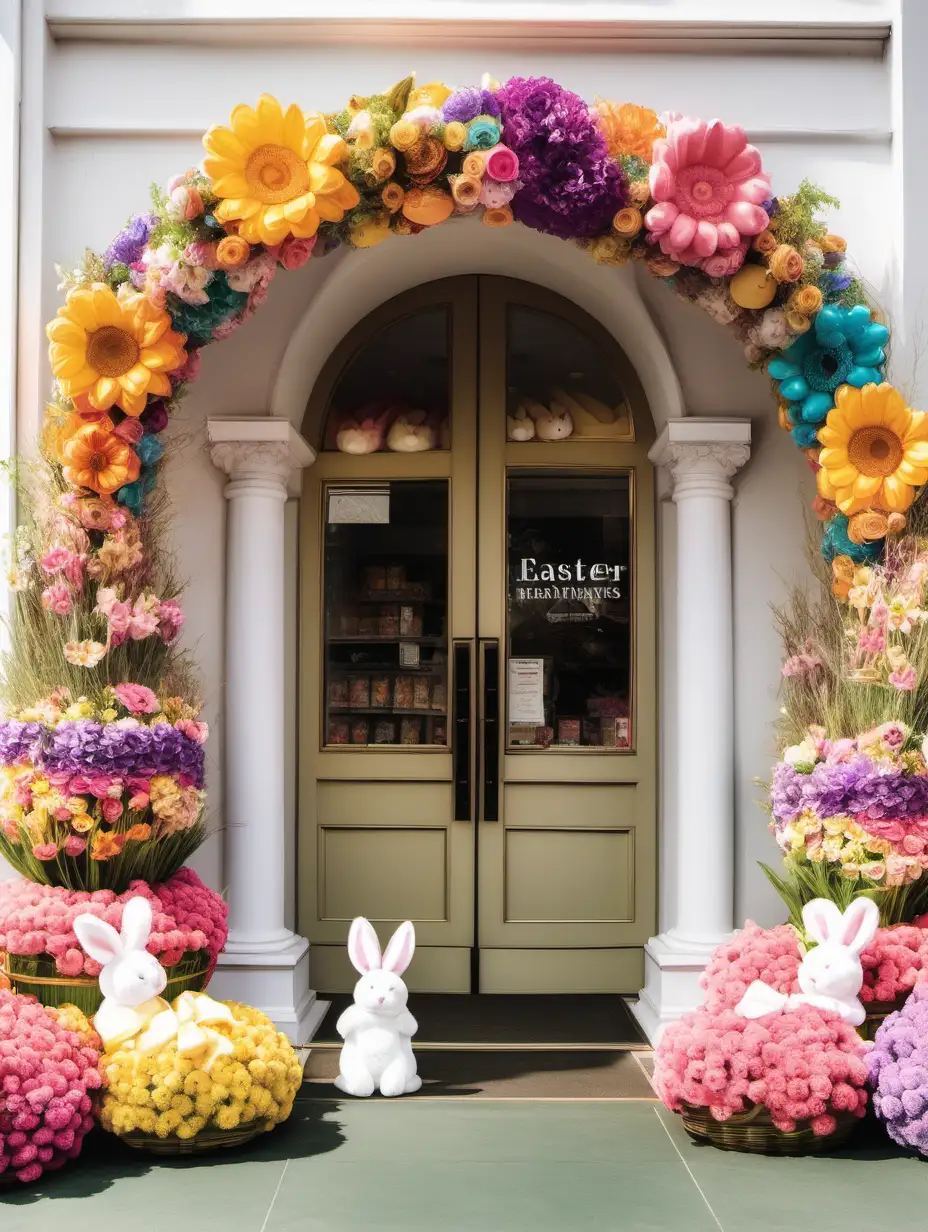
[291,1096,678,1165]
[657,1107,928,1232]
[267,1158,716,1232]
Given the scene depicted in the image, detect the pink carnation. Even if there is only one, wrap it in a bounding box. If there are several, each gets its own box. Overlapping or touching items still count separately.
[0,991,102,1185]
[40,547,71,575]
[645,115,770,269]
[41,582,72,616]
[113,683,160,714]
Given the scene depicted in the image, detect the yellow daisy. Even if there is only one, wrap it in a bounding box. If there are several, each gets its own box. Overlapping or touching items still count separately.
[202,94,360,246]
[47,284,187,417]
[816,382,928,515]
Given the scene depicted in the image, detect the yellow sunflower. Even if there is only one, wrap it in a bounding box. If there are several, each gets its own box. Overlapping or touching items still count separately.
[47,284,187,417]
[202,95,360,246]
[816,383,928,514]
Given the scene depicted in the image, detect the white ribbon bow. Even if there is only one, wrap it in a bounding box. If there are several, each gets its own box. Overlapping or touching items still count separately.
[98,991,236,1071]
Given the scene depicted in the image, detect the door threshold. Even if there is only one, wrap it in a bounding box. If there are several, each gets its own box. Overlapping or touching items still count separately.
[308,1039,651,1052]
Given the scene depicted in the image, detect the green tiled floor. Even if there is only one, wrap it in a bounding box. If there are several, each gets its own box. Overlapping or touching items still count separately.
[3,1095,928,1231]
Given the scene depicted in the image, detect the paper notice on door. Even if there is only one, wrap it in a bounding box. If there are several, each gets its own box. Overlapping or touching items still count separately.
[508,657,545,726]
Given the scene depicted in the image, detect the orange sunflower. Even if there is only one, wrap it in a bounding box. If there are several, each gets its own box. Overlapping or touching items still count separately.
[47,284,187,416]
[60,424,140,496]
[203,94,360,246]
[594,101,666,162]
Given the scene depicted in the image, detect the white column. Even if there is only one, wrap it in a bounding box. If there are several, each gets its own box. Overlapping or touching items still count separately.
[207,417,326,1044]
[632,419,751,1044]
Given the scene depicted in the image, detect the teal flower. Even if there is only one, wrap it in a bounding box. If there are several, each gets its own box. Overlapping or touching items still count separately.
[116,467,157,515]
[137,434,163,467]
[464,115,501,152]
[769,304,889,429]
[167,272,247,342]
[821,512,882,564]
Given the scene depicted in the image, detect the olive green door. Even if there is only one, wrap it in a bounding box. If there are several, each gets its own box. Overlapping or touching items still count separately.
[299,276,656,993]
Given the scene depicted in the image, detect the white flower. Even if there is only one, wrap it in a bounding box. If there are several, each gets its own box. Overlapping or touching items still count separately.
[784,739,817,771]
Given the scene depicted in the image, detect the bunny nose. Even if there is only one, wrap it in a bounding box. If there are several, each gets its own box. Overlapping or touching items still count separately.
[378,996,385,1004]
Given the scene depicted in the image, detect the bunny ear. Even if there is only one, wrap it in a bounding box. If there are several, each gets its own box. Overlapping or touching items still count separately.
[73,913,124,966]
[347,918,382,974]
[839,896,880,954]
[802,898,843,944]
[382,921,415,975]
[120,897,153,951]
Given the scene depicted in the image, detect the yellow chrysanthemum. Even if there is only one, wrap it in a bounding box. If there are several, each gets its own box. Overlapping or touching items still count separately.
[203,94,360,246]
[816,383,928,515]
[47,284,187,417]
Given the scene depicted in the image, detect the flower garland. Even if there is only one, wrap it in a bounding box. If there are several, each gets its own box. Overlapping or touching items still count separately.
[39,73,922,572]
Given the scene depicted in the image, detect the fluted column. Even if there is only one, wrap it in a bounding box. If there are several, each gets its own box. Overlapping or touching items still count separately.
[632,419,751,1042]
[207,417,323,1042]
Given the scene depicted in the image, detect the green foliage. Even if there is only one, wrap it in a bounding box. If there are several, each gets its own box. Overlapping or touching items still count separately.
[761,859,928,930]
[772,179,841,250]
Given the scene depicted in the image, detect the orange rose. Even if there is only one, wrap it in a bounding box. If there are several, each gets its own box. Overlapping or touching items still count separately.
[450,174,482,209]
[462,152,485,178]
[887,512,908,534]
[785,310,812,335]
[216,235,251,270]
[789,285,823,316]
[769,244,805,283]
[820,234,847,253]
[612,207,643,238]
[371,148,396,180]
[848,511,889,544]
[752,230,778,256]
[483,206,513,228]
[381,183,405,213]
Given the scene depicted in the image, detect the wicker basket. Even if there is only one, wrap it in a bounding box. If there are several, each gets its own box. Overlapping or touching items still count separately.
[680,1102,859,1155]
[1,949,210,1015]
[119,1124,264,1156]
[862,996,909,1041]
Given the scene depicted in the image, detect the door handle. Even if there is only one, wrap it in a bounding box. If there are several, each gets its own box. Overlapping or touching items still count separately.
[481,640,500,822]
[452,641,473,821]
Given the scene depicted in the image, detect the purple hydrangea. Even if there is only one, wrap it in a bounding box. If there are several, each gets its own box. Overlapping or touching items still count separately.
[442,86,501,123]
[496,76,626,241]
[0,720,205,789]
[770,754,928,827]
[869,984,928,1153]
[104,212,158,268]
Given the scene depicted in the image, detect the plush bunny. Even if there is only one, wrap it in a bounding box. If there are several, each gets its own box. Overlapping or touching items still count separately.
[334,917,422,1097]
[335,403,396,455]
[523,395,573,441]
[736,897,880,1028]
[386,410,436,453]
[507,404,536,441]
[73,897,169,1047]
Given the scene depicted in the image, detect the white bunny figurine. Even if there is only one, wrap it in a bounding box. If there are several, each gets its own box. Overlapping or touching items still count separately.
[334,917,422,1098]
[74,896,169,1047]
[736,896,879,1028]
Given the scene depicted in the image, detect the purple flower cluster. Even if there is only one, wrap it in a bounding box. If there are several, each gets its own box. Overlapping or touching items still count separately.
[496,76,626,241]
[869,984,928,1153]
[104,212,158,268]
[442,87,501,122]
[771,756,928,828]
[0,719,204,788]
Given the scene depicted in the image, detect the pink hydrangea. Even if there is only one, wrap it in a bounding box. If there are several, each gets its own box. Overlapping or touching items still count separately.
[655,1003,869,1135]
[0,991,102,1184]
[646,115,770,270]
[700,920,801,1013]
[0,868,228,977]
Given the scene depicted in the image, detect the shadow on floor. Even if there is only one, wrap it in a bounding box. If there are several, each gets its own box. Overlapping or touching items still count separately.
[1,1099,346,1206]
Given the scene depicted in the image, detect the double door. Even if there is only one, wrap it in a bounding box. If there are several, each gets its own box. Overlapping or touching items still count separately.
[299,277,656,993]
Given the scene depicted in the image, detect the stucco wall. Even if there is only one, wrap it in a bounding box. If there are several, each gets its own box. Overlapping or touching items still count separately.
[6,10,898,934]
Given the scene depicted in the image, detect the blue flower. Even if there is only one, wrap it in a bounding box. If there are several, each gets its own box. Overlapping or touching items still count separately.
[464,115,501,151]
[821,513,882,564]
[768,304,889,428]
[116,467,157,515]
[137,433,164,467]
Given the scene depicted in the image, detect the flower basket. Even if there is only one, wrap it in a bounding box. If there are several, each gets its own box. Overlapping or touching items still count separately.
[2,947,209,1015]
[118,1123,264,1157]
[680,1103,859,1155]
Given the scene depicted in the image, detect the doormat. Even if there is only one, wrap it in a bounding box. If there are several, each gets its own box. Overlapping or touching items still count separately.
[303,1047,656,1100]
[312,994,647,1050]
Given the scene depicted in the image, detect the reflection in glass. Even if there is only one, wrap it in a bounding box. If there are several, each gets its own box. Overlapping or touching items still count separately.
[323,482,449,747]
[506,305,633,444]
[507,473,632,750]
[323,308,450,453]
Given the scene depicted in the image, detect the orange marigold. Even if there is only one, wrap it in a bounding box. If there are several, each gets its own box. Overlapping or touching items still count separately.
[61,424,140,496]
[594,101,665,162]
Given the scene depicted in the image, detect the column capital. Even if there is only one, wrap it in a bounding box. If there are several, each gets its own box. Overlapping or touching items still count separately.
[208,417,315,495]
[648,418,751,499]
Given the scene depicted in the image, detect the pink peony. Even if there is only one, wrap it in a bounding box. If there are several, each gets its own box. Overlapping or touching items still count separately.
[31,843,59,861]
[63,836,87,857]
[646,115,770,269]
[276,235,316,271]
[41,582,72,616]
[113,683,160,714]
[165,184,204,222]
[40,547,71,575]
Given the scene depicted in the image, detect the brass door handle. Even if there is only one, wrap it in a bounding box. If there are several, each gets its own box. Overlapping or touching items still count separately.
[480,640,500,822]
[452,641,473,822]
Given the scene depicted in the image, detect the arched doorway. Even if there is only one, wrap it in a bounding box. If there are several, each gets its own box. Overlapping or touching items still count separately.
[298,276,656,994]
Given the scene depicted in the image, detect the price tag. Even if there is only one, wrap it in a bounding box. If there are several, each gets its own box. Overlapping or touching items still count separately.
[399,642,420,667]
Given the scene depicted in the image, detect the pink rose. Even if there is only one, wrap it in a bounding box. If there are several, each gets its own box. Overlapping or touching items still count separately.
[113,418,145,445]
[31,843,58,861]
[484,144,519,183]
[114,683,160,714]
[87,775,116,799]
[175,718,209,744]
[41,582,72,616]
[277,235,317,270]
[166,184,204,222]
[700,242,748,278]
[40,547,71,574]
[101,798,123,823]
[63,836,87,857]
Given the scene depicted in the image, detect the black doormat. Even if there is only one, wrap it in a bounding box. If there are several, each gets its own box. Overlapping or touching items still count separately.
[313,993,646,1049]
[304,1047,655,1099]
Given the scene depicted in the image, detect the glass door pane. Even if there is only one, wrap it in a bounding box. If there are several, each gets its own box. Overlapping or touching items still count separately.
[506,472,632,750]
[323,480,449,747]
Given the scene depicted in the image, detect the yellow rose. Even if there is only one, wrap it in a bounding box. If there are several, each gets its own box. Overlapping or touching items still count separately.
[450,174,482,209]
[586,235,630,266]
[887,512,908,535]
[462,152,485,178]
[216,235,251,270]
[443,121,467,151]
[785,310,812,335]
[370,147,396,180]
[789,285,823,316]
[389,119,420,151]
[752,230,778,256]
[847,510,889,543]
[821,234,847,253]
[612,207,643,238]
[769,244,805,283]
